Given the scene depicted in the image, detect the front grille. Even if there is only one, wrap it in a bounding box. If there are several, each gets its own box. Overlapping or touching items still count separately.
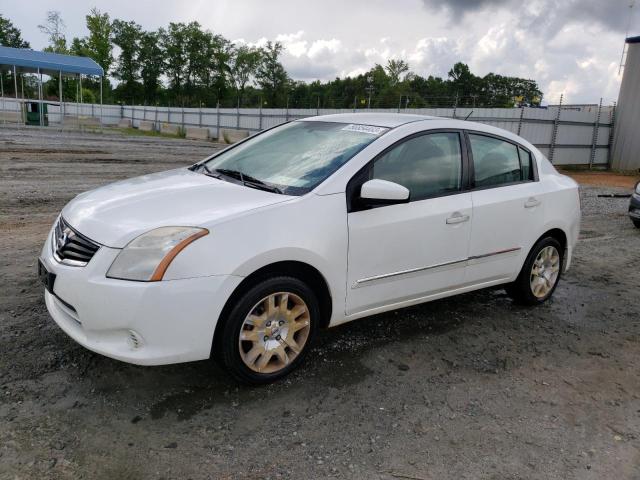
[53,217,100,266]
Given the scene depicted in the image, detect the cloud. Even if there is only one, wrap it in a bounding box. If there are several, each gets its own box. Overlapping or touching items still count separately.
[4,0,633,103]
[421,0,632,33]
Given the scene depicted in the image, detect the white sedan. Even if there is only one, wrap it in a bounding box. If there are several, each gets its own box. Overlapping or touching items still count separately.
[39,113,580,383]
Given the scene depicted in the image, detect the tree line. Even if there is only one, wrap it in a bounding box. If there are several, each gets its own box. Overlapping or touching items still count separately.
[0,11,543,108]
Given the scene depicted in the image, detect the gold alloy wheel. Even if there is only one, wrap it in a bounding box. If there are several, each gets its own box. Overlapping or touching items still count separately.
[238,292,311,374]
[530,245,560,299]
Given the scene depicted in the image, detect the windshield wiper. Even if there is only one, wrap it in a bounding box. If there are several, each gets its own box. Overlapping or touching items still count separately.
[213,168,283,194]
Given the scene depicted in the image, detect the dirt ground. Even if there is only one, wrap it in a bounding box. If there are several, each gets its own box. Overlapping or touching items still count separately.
[560,169,640,189]
[1,126,639,480]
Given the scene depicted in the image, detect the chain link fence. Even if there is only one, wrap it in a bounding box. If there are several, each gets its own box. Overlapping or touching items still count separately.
[0,95,615,167]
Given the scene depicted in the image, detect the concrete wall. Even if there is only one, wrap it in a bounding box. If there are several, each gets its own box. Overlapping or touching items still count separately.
[612,37,640,171]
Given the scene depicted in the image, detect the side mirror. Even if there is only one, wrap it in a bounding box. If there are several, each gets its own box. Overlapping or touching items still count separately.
[360,179,410,206]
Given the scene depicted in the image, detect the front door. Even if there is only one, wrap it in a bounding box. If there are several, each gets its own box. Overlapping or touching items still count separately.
[346,131,472,316]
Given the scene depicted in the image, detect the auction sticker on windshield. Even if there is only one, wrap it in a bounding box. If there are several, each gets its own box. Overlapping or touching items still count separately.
[341,124,388,135]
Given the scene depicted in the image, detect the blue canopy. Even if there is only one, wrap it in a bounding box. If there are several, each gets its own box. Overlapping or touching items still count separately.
[0,46,103,76]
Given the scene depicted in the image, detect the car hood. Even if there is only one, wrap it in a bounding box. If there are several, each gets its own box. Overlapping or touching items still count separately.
[62,168,293,248]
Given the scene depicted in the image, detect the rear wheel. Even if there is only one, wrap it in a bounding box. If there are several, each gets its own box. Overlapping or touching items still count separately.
[219,276,318,384]
[632,218,640,229]
[506,237,563,305]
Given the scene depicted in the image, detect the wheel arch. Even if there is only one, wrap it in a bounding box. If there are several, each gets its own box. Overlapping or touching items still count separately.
[539,227,567,252]
[211,260,333,357]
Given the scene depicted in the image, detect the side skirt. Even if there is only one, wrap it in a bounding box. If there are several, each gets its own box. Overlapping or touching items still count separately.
[331,275,512,327]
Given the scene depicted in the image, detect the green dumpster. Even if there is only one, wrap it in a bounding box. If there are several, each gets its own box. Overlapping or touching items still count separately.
[24,102,48,126]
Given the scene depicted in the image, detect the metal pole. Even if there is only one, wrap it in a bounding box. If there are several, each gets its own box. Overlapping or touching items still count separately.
[452,92,459,119]
[216,101,220,141]
[59,70,64,126]
[549,93,563,164]
[236,97,240,129]
[37,68,43,127]
[397,95,401,113]
[79,75,83,131]
[99,76,103,130]
[353,96,357,113]
[517,106,525,136]
[589,98,603,170]
[155,104,158,131]
[198,104,202,128]
[607,102,616,169]
[316,96,320,116]
[1,70,5,125]
[76,75,80,129]
[285,96,289,122]
[258,99,263,130]
[13,66,19,124]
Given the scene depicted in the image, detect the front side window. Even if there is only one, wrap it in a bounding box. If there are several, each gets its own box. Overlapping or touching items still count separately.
[469,134,521,188]
[203,121,386,195]
[371,132,462,200]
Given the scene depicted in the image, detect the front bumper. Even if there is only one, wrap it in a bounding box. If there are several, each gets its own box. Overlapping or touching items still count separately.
[629,193,640,220]
[40,226,243,365]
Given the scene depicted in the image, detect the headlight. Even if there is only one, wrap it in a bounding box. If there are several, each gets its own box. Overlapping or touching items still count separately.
[635,182,640,195]
[107,227,208,281]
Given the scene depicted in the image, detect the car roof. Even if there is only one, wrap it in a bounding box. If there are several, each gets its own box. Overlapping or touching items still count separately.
[301,112,437,128]
[301,113,537,151]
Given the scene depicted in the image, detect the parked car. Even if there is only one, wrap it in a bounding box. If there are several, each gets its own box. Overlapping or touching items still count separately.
[630,181,640,228]
[39,113,581,384]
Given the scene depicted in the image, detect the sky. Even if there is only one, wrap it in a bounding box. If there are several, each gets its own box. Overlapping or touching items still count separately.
[4,0,639,104]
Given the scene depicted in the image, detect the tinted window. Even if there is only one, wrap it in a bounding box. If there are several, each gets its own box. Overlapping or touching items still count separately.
[469,134,521,187]
[518,146,534,181]
[371,132,462,200]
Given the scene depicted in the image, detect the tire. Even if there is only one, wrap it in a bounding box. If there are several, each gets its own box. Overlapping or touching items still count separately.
[506,236,563,306]
[632,218,640,229]
[219,276,319,384]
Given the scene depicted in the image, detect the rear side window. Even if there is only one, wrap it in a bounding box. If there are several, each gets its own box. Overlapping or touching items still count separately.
[518,146,534,181]
[371,132,462,200]
[469,134,521,188]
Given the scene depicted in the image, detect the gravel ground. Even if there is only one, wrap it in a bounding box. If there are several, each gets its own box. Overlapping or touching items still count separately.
[1,127,639,479]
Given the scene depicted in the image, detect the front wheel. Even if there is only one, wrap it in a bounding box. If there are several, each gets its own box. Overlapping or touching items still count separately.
[506,237,563,305]
[219,276,318,384]
[632,218,640,229]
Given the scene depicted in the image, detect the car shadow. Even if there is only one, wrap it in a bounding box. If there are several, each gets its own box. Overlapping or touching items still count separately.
[67,286,524,423]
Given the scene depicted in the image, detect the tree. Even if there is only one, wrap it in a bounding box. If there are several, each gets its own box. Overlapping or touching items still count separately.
[447,62,481,105]
[112,19,142,103]
[162,22,189,102]
[84,8,113,75]
[228,44,262,105]
[38,11,67,53]
[385,59,409,86]
[138,30,165,104]
[256,41,289,106]
[0,14,29,48]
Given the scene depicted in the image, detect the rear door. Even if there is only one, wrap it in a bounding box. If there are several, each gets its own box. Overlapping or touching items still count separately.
[465,132,544,284]
[346,131,472,316]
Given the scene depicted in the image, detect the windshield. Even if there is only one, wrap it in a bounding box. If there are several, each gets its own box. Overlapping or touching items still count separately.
[202,121,388,195]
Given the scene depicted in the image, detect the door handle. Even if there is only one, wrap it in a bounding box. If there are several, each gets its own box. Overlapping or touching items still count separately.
[446,212,470,224]
[524,197,541,208]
